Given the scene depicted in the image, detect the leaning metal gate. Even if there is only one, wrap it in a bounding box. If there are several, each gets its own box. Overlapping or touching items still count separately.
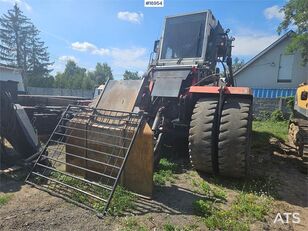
[25,105,143,216]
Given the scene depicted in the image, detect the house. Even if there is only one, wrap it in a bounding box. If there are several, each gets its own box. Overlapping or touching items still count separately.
[0,64,25,92]
[234,31,307,98]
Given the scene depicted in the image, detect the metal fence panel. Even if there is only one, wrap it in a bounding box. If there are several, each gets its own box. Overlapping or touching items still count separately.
[25,105,144,216]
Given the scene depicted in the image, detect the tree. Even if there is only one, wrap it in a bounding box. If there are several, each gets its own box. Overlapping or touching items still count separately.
[0,4,53,87]
[27,75,54,88]
[232,57,245,72]
[0,4,30,69]
[26,25,53,78]
[93,62,113,85]
[123,70,140,80]
[54,60,95,90]
[0,44,12,63]
[278,0,308,64]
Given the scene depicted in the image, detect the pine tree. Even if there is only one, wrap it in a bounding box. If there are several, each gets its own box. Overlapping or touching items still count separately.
[26,25,53,78]
[0,4,53,87]
[0,44,12,63]
[0,4,30,68]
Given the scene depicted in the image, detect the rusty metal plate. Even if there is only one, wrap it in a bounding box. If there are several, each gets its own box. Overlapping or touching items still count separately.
[95,80,143,112]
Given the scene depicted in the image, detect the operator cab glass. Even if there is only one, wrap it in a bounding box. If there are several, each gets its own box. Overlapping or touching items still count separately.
[160,12,207,60]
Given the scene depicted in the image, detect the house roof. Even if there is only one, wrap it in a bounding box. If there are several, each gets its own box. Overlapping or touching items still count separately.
[234,30,295,77]
[0,64,22,73]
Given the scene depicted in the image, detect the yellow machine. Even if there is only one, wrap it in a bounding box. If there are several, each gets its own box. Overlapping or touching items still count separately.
[289,83,308,172]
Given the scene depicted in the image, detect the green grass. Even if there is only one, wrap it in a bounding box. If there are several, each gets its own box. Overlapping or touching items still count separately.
[163,223,199,231]
[253,120,289,142]
[163,223,178,231]
[0,194,13,207]
[122,217,148,231]
[153,158,178,185]
[230,177,279,198]
[192,170,276,230]
[192,179,227,201]
[95,186,136,215]
[50,172,136,215]
[197,193,273,231]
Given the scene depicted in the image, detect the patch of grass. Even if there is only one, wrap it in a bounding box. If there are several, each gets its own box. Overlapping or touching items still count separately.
[154,158,178,185]
[193,199,219,217]
[50,172,136,215]
[106,186,136,216]
[163,223,199,231]
[159,158,178,172]
[122,217,148,231]
[204,175,279,199]
[0,194,13,207]
[200,193,273,231]
[192,179,227,201]
[231,177,279,198]
[253,120,289,142]
[163,223,177,231]
[192,176,275,230]
[211,186,227,201]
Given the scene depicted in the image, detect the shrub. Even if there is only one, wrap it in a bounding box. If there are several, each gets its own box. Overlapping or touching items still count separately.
[285,96,295,110]
[270,109,285,121]
[254,111,271,121]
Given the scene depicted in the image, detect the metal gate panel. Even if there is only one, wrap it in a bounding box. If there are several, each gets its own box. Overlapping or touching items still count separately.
[25,105,143,216]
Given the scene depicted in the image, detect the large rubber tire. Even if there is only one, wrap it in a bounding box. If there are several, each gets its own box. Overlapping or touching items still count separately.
[189,98,218,174]
[217,97,252,177]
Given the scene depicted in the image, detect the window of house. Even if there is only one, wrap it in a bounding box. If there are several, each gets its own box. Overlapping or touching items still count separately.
[277,54,294,83]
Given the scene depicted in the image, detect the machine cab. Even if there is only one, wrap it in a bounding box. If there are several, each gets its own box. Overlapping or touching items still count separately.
[156,10,221,67]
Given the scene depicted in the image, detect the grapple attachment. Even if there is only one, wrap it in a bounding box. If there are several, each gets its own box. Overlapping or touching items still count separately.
[26,79,153,216]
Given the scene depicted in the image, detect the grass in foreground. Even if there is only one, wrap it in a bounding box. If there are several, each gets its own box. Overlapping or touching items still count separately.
[199,193,272,231]
[163,223,199,231]
[191,178,227,201]
[252,120,289,155]
[153,158,178,185]
[192,175,275,230]
[49,172,136,215]
[253,120,289,142]
[0,194,13,207]
[122,217,148,231]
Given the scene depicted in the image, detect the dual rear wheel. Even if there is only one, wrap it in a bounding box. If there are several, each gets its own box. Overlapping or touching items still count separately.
[189,96,252,178]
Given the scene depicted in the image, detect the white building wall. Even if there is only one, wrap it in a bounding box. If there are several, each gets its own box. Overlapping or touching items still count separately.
[235,37,308,88]
[0,68,24,91]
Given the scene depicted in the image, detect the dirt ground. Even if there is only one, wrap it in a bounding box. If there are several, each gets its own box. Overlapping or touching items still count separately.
[0,138,307,231]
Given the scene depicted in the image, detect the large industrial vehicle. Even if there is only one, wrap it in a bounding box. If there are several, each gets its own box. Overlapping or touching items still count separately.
[289,84,308,172]
[100,10,253,177]
[25,10,253,216]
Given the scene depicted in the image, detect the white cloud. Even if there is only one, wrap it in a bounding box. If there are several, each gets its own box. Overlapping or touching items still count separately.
[71,42,110,55]
[264,5,284,20]
[92,48,110,56]
[71,41,148,70]
[58,55,78,63]
[117,11,144,24]
[233,34,279,56]
[0,0,32,11]
[110,47,148,69]
[71,41,97,52]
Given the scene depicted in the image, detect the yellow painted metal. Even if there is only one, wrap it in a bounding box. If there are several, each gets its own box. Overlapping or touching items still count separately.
[296,84,308,111]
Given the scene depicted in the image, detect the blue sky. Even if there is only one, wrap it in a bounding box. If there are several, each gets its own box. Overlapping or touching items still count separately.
[0,0,287,78]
